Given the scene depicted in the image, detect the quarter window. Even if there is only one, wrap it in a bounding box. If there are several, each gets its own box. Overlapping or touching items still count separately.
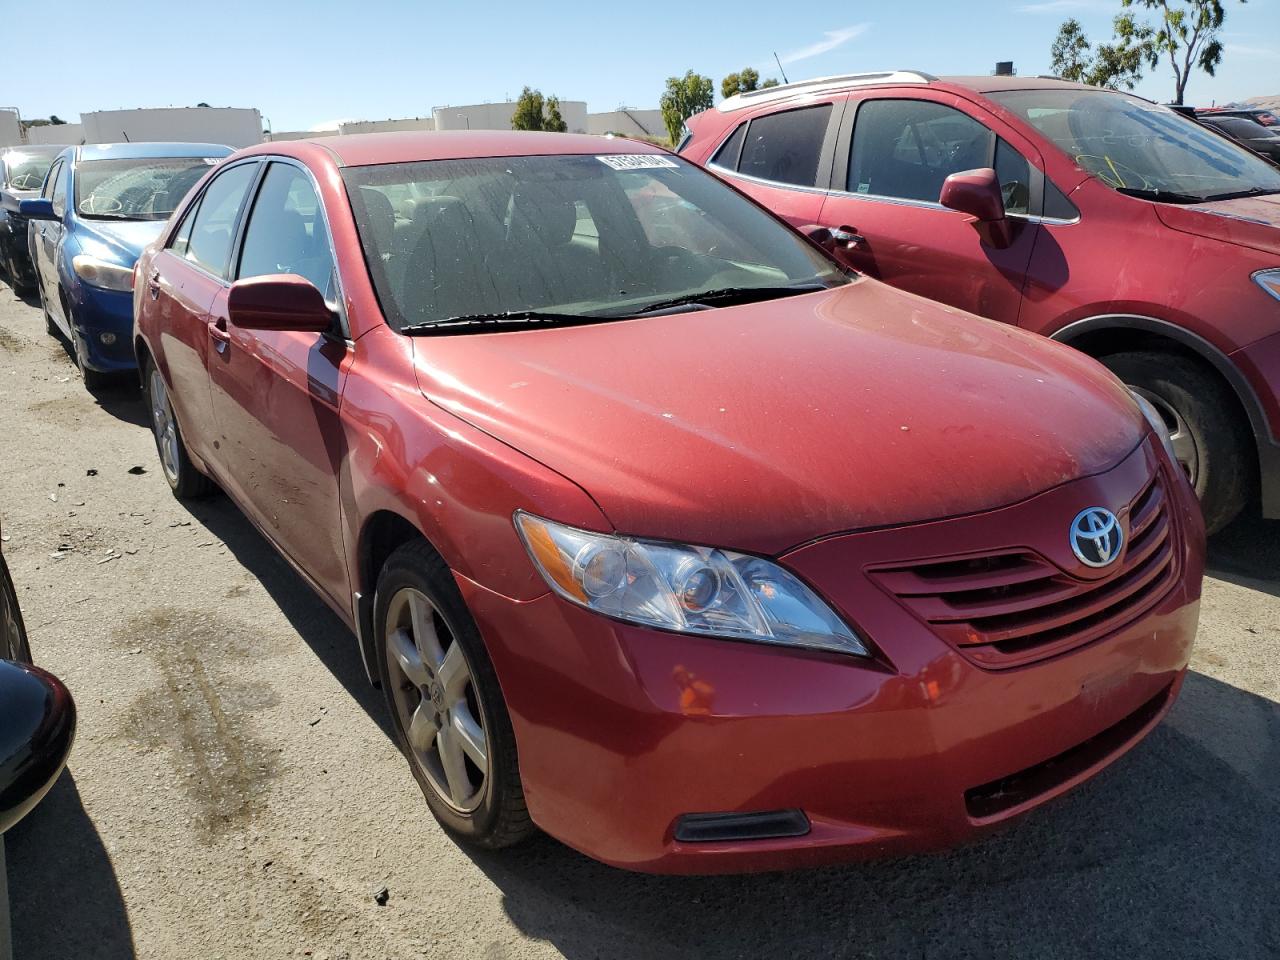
[50,162,68,217]
[169,200,199,256]
[848,100,994,203]
[736,105,833,187]
[237,163,335,297]
[185,162,258,278]
[709,123,746,169]
[995,138,1031,215]
[41,160,62,201]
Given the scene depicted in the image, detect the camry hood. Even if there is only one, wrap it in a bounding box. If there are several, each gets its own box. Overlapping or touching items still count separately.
[1154,192,1280,258]
[413,280,1145,555]
[73,219,166,264]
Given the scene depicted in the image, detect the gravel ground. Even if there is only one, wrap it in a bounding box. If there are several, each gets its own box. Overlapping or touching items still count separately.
[0,278,1276,960]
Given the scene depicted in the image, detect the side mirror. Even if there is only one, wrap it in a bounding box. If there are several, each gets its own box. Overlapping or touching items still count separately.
[0,660,76,835]
[227,274,334,333]
[939,168,1012,248]
[17,198,57,222]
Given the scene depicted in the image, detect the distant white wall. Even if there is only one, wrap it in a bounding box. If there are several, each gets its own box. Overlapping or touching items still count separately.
[432,100,588,134]
[267,129,340,141]
[339,117,434,135]
[82,107,263,147]
[587,109,665,140]
[26,123,84,145]
[0,110,21,148]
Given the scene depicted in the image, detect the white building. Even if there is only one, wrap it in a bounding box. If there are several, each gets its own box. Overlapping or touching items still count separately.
[339,117,434,135]
[0,110,21,148]
[267,129,340,141]
[587,109,665,140]
[432,100,588,134]
[81,107,263,147]
[26,123,84,146]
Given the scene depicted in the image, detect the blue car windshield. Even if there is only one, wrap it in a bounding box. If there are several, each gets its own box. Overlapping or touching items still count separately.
[3,152,56,191]
[74,157,218,221]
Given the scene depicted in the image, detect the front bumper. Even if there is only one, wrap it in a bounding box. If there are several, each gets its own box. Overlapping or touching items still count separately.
[460,443,1206,874]
[68,282,138,372]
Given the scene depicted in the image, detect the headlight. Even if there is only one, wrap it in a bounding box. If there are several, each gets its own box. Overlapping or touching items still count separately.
[1130,389,1177,464]
[515,511,868,656]
[1254,268,1280,303]
[72,254,134,292]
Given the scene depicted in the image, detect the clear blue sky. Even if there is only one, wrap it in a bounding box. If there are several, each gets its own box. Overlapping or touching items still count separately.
[6,0,1277,130]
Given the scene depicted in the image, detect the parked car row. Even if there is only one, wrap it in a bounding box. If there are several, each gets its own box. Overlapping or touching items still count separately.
[681,73,1280,535]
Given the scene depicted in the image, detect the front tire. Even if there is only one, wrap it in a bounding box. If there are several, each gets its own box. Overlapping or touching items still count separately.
[1,556,31,664]
[375,540,533,849]
[144,357,216,499]
[1103,350,1251,534]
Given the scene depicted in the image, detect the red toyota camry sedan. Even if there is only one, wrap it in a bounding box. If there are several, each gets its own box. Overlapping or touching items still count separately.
[133,132,1204,873]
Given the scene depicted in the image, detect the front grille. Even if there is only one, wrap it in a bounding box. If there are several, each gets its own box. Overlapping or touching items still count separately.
[870,469,1179,668]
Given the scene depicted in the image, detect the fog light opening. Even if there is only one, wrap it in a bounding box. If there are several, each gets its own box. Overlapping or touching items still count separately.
[673,809,810,843]
[99,332,117,346]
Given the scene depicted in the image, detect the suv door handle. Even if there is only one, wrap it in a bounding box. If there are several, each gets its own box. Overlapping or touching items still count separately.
[147,270,160,300]
[829,226,865,246]
[209,318,231,346]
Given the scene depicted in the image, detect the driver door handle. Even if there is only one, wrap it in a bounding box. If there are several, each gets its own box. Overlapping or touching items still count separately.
[209,317,231,347]
[829,226,865,246]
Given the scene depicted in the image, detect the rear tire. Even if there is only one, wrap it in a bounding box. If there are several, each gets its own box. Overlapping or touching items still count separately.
[1,556,31,664]
[1102,350,1251,535]
[375,540,533,850]
[144,356,216,499]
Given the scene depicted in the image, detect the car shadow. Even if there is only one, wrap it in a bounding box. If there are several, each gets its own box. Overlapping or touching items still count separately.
[1208,507,1280,599]
[179,495,393,739]
[5,770,136,959]
[465,671,1279,960]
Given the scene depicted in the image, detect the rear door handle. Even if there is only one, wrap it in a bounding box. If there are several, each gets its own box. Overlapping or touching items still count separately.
[829,226,865,246]
[147,270,160,300]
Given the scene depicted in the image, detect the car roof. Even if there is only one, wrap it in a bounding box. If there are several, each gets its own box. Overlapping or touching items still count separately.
[253,130,668,167]
[0,144,63,157]
[75,142,233,162]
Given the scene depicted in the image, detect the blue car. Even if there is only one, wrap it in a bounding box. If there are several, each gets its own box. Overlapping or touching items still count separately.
[21,142,232,388]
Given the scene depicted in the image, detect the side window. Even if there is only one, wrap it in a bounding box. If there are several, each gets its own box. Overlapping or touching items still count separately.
[737,105,833,187]
[51,162,68,217]
[709,123,747,170]
[41,160,62,200]
[186,162,258,278]
[169,199,200,256]
[1044,179,1080,221]
[848,100,994,203]
[237,163,334,297]
[995,138,1031,215]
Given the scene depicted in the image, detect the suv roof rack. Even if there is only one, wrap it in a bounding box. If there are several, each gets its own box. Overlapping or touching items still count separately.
[717,70,937,112]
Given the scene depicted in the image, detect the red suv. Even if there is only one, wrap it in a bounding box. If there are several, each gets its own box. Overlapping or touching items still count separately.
[134,132,1203,873]
[682,72,1280,533]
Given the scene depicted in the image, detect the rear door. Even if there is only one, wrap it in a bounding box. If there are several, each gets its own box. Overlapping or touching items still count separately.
[818,93,1041,323]
[704,101,843,228]
[208,159,351,605]
[147,159,261,463]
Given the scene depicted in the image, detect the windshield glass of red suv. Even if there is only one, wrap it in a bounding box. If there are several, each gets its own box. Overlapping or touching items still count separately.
[342,153,847,331]
[991,89,1280,202]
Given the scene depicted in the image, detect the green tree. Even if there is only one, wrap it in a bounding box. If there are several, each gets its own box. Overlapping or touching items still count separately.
[721,67,762,98]
[1050,16,1149,90]
[659,70,714,145]
[761,78,781,89]
[1122,0,1238,104]
[511,86,569,132]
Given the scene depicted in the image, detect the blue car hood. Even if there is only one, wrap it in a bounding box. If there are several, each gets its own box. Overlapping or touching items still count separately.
[74,219,167,265]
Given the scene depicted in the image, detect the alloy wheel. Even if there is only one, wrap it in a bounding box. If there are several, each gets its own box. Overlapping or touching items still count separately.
[384,587,489,813]
[1,573,26,663]
[1130,385,1199,485]
[149,368,181,486]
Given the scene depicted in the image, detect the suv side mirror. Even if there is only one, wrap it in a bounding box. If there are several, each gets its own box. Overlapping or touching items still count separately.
[17,198,57,222]
[227,274,335,333]
[939,168,1012,248]
[0,660,76,835]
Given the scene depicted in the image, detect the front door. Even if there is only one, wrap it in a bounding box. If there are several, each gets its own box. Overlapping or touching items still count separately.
[34,159,67,330]
[208,160,351,605]
[818,94,1041,324]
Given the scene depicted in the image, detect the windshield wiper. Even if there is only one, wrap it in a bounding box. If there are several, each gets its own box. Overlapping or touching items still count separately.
[1113,186,1205,204]
[399,310,603,336]
[1200,186,1280,202]
[628,281,833,316]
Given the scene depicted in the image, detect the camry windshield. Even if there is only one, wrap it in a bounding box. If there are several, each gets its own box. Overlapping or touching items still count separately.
[990,89,1280,202]
[74,157,217,221]
[342,153,847,332]
[3,152,55,191]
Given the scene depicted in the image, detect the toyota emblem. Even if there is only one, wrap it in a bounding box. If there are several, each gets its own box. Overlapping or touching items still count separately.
[1070,507,1124,568]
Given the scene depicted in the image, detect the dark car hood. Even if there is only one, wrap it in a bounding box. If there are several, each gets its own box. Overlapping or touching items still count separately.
[1154,192,1280,257]
[72,218,167,264]
[412,280,1145,555]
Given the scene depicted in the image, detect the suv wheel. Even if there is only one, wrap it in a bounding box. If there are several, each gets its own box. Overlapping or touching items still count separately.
[375,540,533,849]
[1,557,31,664]
[144,357,216,499]
[1103,350,1250,534]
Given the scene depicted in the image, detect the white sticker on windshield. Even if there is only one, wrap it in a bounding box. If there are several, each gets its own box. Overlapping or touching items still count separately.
[596,154,678,171]
[203,157,222,165]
